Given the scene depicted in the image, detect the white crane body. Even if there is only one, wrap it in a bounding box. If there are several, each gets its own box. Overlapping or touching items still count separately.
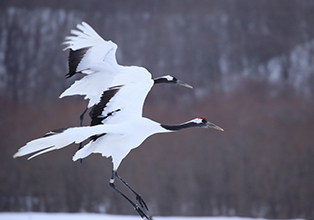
[13,117,169,169]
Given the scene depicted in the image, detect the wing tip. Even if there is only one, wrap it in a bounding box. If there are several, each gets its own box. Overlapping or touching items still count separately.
[13,150,32,160]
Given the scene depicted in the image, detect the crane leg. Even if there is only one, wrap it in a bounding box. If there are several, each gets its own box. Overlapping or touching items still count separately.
[79,107,89,127]
[77,107,89,163]
[78,105,96,163]
[110,170,149,219]
[115,171,149,211]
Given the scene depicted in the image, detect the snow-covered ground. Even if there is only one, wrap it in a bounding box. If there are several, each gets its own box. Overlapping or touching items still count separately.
[0,213,306,220]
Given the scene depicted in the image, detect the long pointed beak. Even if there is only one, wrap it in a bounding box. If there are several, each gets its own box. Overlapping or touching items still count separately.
[177,79,193,89]
[207,121,224,131]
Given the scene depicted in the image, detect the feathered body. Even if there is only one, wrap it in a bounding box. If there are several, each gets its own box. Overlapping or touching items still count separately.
[14,116,224,170]
[74,118,167,170]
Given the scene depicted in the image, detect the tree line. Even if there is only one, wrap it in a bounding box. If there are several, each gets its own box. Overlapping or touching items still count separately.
[1,1,314,219]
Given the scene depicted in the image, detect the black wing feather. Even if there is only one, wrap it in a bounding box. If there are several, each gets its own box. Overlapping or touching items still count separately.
[66,47,90,78]
[90,85,123,126]
[89,85,123,142]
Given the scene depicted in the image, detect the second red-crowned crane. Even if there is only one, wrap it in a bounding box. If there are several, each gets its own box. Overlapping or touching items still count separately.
[59,22,192,126]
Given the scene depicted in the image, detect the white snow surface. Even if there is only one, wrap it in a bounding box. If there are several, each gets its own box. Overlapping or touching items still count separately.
[0,213,306,220]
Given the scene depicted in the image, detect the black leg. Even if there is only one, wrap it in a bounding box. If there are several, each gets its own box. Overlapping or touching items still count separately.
[77,106,96,163]
[110,170,149,219]
[79,107,89,127]
[78,107,89,163]
[115,171,149,211]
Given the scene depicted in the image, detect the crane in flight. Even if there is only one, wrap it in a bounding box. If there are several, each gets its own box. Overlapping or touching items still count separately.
[13,109,223,219]
[59,22,192,127]
[60,22,193,159]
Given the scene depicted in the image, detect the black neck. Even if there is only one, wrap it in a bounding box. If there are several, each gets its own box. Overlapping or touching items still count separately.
[154,78,175,84]
[161,122,198,131]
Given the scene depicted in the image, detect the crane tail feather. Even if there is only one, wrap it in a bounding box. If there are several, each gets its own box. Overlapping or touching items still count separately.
[13,126,107,159]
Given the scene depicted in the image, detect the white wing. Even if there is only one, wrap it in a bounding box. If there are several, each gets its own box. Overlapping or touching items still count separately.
[60,22,155,121]
[63,22,118,74]
[13,124,121,160]
[60,22,120,107]
[90,66,154,125]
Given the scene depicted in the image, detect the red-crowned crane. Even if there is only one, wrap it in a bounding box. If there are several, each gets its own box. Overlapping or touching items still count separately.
[13,80,223,218]
[59,22,192,126]
[13,106,223,219]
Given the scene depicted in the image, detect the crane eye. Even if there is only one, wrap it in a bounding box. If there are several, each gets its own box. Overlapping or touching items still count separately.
[201,118,207,123]
[170,75,176,81]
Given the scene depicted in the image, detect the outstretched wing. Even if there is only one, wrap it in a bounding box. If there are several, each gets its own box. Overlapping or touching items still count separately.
[13,124,121,160]
[90,66,154,125]
[63,22,118,77]
[60,22,120,107]
[60,22,154,119]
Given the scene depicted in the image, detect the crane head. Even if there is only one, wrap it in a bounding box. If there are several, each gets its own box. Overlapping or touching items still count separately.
[194,117,224,131]
[153,75,193,88]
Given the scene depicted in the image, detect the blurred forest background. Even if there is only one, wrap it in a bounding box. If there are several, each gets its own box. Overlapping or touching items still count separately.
[1,0,314,219]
